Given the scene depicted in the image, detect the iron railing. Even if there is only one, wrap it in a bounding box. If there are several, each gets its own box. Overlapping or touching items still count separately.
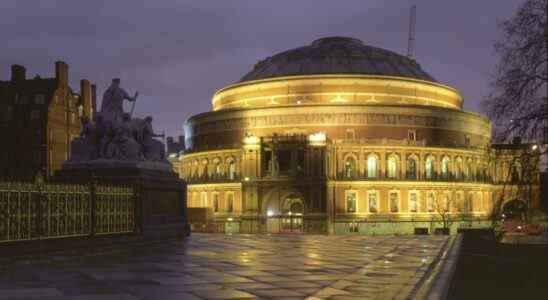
[0,179,135,243]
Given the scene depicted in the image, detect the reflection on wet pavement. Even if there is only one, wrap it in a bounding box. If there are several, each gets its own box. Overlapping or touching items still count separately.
[0,233,447,299]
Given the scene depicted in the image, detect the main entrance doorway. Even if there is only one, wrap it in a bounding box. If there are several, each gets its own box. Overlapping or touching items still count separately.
[280,197,304,233]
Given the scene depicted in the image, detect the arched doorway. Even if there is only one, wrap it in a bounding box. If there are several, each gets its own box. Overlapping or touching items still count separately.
[280,196,304,233]
[502,199,528,221]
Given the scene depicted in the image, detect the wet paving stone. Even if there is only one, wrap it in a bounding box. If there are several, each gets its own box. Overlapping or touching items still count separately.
[0,233,447,299]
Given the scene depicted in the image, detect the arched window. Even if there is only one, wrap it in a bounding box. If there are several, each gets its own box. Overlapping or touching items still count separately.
[200,159,208,178]
[465,193,473,213]
[389,191,399,213]
[213,158,222,177]
[228,160,236,180]
[226,192,234,213]
[475,159,482,181]
[387,155,398,179]
[368,191,378,213]
[511,161,522,182]
[441,156,450,179]
[345,157,356,178]
[455,157,463,179]
[409,191,419,213]
[367,155,378,178]
[406,156,418,179]
[345,190,357,213]
[427,192,435,213]
[464,159,472,180]
[215,163,222,176]
[213,193,219,213]
[425,156,435,179]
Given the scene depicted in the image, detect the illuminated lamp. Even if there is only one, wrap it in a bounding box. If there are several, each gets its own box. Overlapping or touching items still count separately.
[308,132,326,146]
[243,135,260,145]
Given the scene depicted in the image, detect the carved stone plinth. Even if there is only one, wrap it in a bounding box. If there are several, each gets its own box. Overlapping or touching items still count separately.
[54,164,190,239]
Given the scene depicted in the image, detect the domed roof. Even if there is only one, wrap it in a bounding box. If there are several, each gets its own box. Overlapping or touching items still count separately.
[239,36,437,83]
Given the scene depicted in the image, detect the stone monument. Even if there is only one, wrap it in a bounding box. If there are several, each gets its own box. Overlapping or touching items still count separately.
[56,78,190,238]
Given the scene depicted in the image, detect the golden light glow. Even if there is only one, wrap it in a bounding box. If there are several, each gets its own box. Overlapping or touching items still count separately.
[308,132,327,146]
[243,135,260,145]
[212,75,463,111]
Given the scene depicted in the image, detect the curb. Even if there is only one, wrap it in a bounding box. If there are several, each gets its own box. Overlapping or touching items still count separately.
[414,233,463,300]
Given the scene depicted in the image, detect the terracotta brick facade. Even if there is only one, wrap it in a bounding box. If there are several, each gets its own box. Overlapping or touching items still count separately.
[0,62,96,180]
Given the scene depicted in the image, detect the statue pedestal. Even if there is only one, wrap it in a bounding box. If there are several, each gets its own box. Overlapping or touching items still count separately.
[55,162,190,239]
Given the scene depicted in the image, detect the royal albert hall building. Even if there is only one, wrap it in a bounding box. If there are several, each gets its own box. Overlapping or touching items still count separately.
[176,36,524,234]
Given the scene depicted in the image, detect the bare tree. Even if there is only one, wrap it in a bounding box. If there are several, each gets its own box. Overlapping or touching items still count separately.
[432,193,464,234]
[484,0,547,147]
[484,0,547,222]
[493,146,541,220]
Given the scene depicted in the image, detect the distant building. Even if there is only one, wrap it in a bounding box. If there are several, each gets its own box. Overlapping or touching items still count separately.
[167,135,185,155]
[174,37,541,234]
[0,61,96,180]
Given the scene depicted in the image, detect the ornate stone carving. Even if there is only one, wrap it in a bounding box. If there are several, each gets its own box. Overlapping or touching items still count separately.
[190,111,490,137]
[65,79,169,170]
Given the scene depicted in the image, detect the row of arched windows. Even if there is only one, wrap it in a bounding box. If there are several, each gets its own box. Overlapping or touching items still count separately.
[182,157,237,181]
[343,153,489,181]
[344,189,487,214]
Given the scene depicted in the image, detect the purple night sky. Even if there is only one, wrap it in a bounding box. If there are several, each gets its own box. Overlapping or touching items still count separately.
[0,0,524,138]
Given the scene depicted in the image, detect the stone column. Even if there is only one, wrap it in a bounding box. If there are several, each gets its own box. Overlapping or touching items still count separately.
[401,150,407,179]
[358,149,365,178]
[380,150,386,179]
[326,185,335,234]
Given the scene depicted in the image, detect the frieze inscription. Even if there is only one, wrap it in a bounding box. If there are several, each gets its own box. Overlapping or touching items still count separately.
[191,112,487,136]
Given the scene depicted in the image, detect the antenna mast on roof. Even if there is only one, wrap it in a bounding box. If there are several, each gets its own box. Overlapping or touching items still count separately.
[407,5,416,58]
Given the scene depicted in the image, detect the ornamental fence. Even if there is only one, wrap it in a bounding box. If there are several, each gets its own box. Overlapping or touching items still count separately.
[0,179,136,243]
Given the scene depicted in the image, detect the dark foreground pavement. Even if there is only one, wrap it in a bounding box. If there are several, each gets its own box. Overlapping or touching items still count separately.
[448,230,548,300]
[0,233,448,300]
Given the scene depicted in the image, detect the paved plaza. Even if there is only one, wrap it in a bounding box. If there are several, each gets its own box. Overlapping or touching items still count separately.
[0,234,449,299]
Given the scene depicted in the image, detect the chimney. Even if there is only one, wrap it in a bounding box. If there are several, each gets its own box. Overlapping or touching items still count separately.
[91,84,97,119]
[55,61,68,87]
[11,65,26,81]
[80,79,92,118]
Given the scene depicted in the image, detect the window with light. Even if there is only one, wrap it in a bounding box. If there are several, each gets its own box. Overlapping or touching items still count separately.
[346,191,357,213]
[441,157,450,178]
[425,157,435,179]
[389,192,399,213]
[387,156,397,179]
[409,192,418,213]
[407,157,417,179]
[345,157,356,178]
[368,191,378,213]
[367,155,377,178]
[427,192,435,213]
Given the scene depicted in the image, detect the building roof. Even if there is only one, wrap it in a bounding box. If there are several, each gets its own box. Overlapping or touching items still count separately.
[2,78,57,92]
[239,36,437,83]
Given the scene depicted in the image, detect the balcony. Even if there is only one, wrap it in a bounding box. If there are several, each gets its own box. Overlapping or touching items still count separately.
[334,171,493,184]
[185,173,241,184]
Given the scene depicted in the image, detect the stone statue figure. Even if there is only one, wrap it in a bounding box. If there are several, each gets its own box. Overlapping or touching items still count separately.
[131,116,166,161]
[100,78,138,123]
[105,113,142,161]
[65,78,171,170]
[68,116,96,162]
